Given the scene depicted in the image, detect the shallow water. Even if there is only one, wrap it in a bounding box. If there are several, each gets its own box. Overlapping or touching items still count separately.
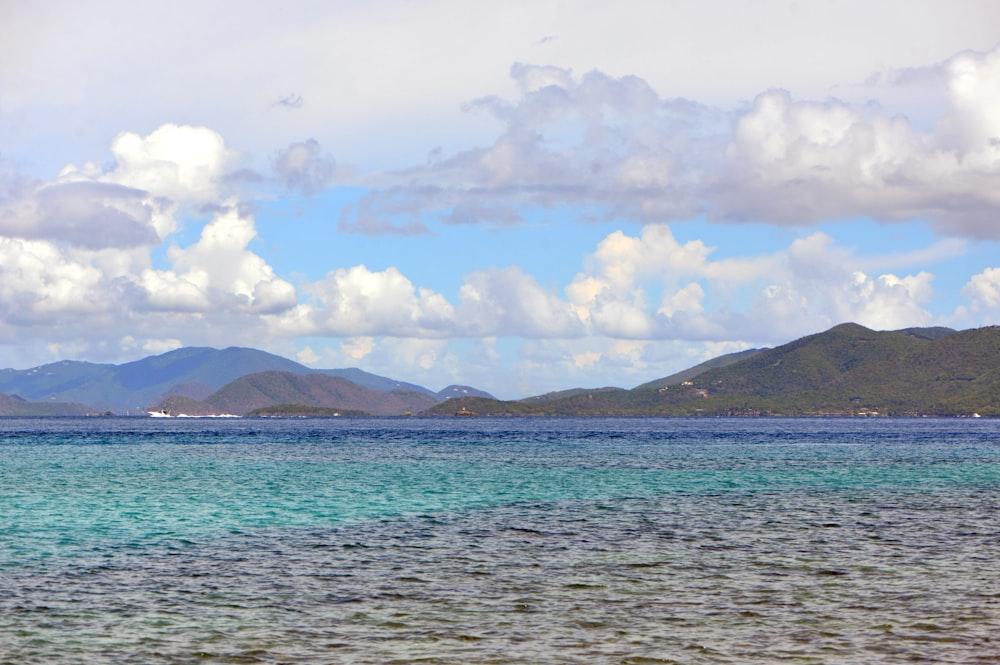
[1,417,998,663]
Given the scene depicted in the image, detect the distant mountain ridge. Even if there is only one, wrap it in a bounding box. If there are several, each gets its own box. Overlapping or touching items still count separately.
[436,385,495,400]
[149,378,523,418]
[0,392,91,416]
[425,323,1000,417]
[211,371,437,416]
[9,323,1000,417]
[0,347,464,414]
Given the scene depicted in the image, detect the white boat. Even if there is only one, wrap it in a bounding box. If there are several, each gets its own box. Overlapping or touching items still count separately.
[148,410,171,418]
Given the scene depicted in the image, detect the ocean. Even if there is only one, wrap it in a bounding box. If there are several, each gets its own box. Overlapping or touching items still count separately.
[0,416,997,663]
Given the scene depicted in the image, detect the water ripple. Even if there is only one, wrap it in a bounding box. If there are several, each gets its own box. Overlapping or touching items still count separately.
[0,416,998,663]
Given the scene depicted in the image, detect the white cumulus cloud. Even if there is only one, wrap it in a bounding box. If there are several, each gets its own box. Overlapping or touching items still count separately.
[960,267,1000,321]
[154,204,297,313]
[105,124,236,205]
[285,265,456,337]
[338,45,1000,240]
[457,266,582,337]
[716,46,1000,236]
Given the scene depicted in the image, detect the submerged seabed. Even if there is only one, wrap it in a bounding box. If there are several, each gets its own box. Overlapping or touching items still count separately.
[0,417,998,664]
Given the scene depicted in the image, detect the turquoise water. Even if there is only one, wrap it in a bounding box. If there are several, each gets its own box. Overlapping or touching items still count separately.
[1,417,998,663]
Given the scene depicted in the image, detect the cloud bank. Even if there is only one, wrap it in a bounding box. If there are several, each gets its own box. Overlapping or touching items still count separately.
[344,46,1000,238]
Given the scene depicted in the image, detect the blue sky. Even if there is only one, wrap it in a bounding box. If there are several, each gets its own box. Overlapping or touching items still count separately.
[2,1,1000,399]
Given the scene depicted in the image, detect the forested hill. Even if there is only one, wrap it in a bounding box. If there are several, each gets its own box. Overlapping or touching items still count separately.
[429,323,1000,417]
[8,323,1000,417]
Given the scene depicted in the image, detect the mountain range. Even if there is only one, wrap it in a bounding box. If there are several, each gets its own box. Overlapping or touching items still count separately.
[3,322,1000,416]
[429,323,1000,417]
[0,346,491,415]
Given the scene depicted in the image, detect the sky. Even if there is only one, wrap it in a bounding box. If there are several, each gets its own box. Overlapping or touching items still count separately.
[1,0,1000,399]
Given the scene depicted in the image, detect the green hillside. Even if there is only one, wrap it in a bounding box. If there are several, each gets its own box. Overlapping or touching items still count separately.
[427,324,1000,417]
[634,347,762,390]
[664,323,996,415]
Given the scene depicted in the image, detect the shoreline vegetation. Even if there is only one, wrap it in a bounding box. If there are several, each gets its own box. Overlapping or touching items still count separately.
[3,322,1000,418]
